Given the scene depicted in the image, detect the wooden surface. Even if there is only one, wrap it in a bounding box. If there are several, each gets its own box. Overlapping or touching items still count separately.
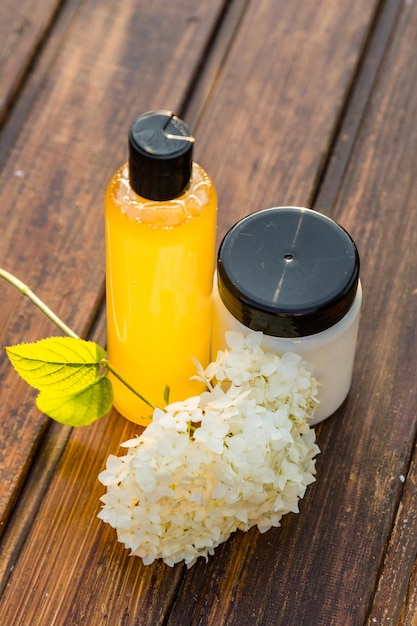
[1,0,417,624]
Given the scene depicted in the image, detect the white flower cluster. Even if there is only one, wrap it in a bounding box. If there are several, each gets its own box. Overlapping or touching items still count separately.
[98,332,320,568]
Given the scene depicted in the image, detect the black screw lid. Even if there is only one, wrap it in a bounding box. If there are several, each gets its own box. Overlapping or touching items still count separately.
[128,110,194,200]
[217,207,360,338]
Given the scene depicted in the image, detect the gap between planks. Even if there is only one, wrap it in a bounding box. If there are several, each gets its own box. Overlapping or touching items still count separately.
[312,0,403,215]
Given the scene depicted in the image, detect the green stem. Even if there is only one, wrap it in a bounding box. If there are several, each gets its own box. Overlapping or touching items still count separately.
[102,360,155,409]
[0,268,79,339]
[1,267,155,411]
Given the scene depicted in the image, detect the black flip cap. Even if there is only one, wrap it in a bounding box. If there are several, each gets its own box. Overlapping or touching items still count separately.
[217,207,360,338]
[128,110,194,200]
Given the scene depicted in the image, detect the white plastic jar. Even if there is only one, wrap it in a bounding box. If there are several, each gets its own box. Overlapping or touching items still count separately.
[212,206,362,425]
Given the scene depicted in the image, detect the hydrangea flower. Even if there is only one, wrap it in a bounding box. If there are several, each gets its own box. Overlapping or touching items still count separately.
[98,332,320,568]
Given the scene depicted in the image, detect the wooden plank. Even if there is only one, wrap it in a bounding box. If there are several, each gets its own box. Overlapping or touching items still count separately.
[327,0,417,619]
[0,421,72,595]
[192,0,382,244]
[183,0,251,130]
[169,0,416,625]
[367,450,417,625]
[398,559,417,626]
[0,413,187,626]
[0,0,63,124]
[165,0,417,624]
[0,0,227,533]
[316,7,417,623]
[0,0,385,624]
[313,0,404,214]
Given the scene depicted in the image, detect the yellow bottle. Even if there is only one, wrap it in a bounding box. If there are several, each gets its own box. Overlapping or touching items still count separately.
[105,111,217,425]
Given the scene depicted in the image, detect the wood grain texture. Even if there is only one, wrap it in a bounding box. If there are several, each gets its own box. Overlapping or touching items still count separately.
[0,0,62,123]
[399,549,417,626]
[167,0,417,624]
[0,0,387,624]
[368,450,417,626]
[0,412,187,625]
[182,0,251,130]
[0,421,72,596]
[330,2,417,623]
[313,0,404,215]
[0,0,226,532]
[192,0,381,244]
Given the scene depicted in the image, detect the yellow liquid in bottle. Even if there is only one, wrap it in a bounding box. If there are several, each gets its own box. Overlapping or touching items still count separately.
[105,163,217,425]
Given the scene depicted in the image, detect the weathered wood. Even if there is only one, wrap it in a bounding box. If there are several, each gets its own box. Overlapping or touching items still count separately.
[0,412,187,626]
[340,4,417,622]
[398,556,417,626]
[168,0,417,624]
[192,0,382,244]
[367,451,417,625]
[0,421,72,596]
[0,0,62,124]
[314,0,404,215]
[328,0,417,619]
[0,0,390,624]
[0,0,227,532]
[183,0,251,130]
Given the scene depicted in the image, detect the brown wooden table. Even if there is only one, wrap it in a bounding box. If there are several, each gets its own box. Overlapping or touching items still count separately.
[1,1,417,624]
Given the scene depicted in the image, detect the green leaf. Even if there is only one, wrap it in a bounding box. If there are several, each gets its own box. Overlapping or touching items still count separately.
[5,337,106,393]
[36,376,113,426]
